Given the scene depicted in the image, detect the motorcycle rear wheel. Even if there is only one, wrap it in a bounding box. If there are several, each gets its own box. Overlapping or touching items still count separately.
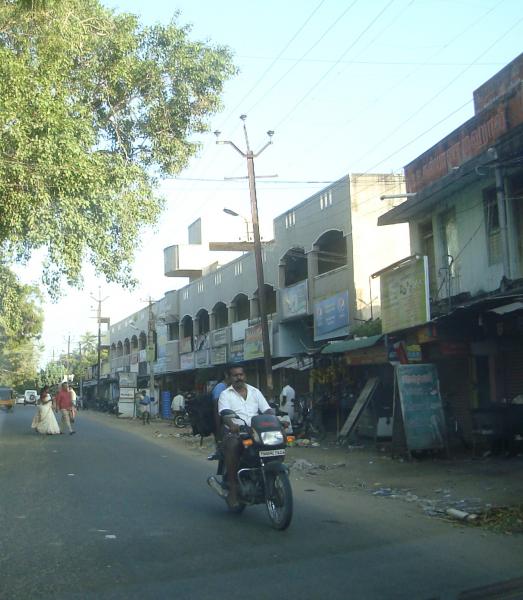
[174,414,187,428]
[266,471,293,530]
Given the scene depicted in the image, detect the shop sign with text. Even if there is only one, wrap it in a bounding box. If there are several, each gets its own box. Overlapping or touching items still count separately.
[180,352,194,370]
[314,290,349,340]
[380,257,430,334]
[281,280,308,320]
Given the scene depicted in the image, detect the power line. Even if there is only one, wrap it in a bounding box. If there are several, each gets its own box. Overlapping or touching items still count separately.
[275,0,398,130]
[245,0,360,115]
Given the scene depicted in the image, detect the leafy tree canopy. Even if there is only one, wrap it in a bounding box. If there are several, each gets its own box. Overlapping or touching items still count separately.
[0,265,43,389]
[0,0,236,295]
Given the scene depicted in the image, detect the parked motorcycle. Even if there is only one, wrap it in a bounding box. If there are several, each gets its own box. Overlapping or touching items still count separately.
[292,394,327,441]
[173,408,191,429]
[207,413,294,530]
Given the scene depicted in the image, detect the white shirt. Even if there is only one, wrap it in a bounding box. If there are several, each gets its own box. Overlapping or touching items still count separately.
[218,384,271,426]
[279,385,295,419]
[171,394,185,412]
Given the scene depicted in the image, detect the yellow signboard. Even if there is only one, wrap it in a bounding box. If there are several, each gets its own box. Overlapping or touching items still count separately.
[380,256,430,334]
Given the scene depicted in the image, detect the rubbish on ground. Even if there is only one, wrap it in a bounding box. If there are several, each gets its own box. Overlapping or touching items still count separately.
[291,458,317,471]
[104,534,117,539]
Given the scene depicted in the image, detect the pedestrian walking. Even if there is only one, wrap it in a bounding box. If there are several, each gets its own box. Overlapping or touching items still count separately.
[69,385,77,422]
[31,386,60,435]
[55,382,76,435]
[137,390,153,424]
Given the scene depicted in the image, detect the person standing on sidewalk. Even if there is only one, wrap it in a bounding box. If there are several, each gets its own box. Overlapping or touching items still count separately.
[137,390,153,425]
[55,382,76,435]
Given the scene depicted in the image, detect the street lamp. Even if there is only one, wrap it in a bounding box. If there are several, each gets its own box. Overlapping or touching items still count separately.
[215,117,275,397]
[223,207,252,241]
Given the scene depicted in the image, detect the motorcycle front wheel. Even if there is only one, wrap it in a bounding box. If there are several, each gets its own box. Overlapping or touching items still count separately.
[265,471,293,530]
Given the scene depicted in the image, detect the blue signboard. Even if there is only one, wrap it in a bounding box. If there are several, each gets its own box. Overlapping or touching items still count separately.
[281,280,308,320]
[314,290,350,341]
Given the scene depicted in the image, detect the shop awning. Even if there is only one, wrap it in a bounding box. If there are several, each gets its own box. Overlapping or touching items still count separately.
[488,301,523,315]
[321,334,383,355]
[272,356,313,371]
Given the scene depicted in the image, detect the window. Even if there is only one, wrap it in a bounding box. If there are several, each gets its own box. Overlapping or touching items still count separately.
[285,211,296,228]
[440,209,458,277]
[168,322,179,341]
[320,191,333,210]
[197,281,204,293]
[182,288,189,300]
[234,262,243,276]
[214,272,222,286]
[483,187,501,266]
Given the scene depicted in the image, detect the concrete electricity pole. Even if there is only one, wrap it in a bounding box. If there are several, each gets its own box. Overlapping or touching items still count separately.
[90,287,109,403]
[147,298,156,412]
[215,116,275,397]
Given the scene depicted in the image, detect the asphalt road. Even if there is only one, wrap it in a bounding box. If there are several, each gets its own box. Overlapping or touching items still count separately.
[1,406,522,600]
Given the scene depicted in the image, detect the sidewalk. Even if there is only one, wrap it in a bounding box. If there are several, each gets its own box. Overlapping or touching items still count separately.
[85,411,523,532]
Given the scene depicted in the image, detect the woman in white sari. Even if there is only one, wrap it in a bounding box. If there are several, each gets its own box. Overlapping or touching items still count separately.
[31,386,60,435]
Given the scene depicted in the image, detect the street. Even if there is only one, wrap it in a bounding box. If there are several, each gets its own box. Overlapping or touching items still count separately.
[1,407,522,600]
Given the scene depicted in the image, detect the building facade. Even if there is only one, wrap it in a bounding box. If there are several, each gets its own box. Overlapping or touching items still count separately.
[108,173,408,401]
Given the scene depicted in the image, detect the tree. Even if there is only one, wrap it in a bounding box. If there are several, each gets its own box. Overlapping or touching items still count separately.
[0,0,235,301]
[0,266,43,389]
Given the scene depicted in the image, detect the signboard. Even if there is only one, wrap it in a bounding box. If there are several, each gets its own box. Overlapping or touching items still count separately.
[380,256,430,334]
[211,346,227,365]
[156,324,167,359]
[118,387,136,400]
[118,400,135,418]
[211,327,228,347]
[395,364,446,451]
[314,290,349,341]
[180,336,193,354]
[281,280,308,320]
[118,372,137,387]
[195,349,210,368]
[130,363,138,373]
[194,333,210,351]
[231,319,249,342]
[180,352,194,370]
[345,346,387,366]
[139,349,147,362]
[229,341,244,363]
[244,322,273,360]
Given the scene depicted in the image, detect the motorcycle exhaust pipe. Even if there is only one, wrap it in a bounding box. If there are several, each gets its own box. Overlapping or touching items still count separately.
[207,476,228,499]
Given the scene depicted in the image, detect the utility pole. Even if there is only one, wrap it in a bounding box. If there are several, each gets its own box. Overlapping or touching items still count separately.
[215,116,275,397]
[66,334,71,382]
[78,342,83,400]
[147,298,156,414]
[90,287,109,403]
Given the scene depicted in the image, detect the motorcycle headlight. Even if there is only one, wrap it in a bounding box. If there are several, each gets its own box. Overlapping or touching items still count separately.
[261,431,284,446]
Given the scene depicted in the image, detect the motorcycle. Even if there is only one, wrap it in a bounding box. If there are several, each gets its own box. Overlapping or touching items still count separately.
[207,412,294,530]
[173,408,191,429]
[292,394,327,441]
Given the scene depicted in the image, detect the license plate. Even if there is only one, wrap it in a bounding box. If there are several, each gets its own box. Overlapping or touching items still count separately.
[259,449,286,457]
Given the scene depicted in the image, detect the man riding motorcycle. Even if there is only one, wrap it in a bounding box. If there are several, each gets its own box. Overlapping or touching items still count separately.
[218,365,275,509]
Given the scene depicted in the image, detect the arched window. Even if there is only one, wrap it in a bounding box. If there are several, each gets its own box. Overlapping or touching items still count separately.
[181,315,193,339]
[315,230,347,275]
[116,341,123,357]
[281,247,308,286]
[123,338,130,355]
[231,293,250,322]
[138,332,147,350]
[131,335,138,351]
[212,302,228,329]
[196,308,210,334]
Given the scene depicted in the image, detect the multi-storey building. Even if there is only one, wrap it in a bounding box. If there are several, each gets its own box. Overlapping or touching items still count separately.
[377,53,523,446]
[109,172,408,401]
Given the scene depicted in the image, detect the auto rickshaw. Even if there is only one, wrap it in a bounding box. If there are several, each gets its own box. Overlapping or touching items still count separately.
[0,386,16,412]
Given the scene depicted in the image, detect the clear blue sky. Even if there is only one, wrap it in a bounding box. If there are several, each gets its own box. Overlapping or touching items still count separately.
[30,0,523,364]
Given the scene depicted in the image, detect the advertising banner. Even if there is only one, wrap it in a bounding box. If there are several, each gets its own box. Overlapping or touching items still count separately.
[244,322,273,360]
[395,363,446,451]
[380,256,430,334]
[314,290,349,341]
[118,372,137,387]
[231,319,249,342]
[194,333,210,351]
[180,352,194,371]
[281,280,308,320]
[211,346,227,365]
[119,387,136,400]
[180,336,193,354]
[195,349,210,368]
[211,327,228,347]
[156,323,167,359]
[229,341,244,363]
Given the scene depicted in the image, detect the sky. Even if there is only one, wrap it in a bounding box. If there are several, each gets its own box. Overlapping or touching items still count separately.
[18,0,523,366]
